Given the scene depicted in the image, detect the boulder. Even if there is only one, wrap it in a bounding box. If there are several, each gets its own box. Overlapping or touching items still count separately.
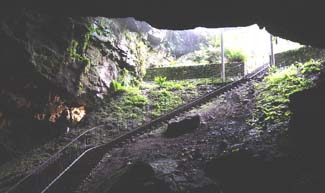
[95,159,220,193]
[96,161,174,193]
[165,114,201,138]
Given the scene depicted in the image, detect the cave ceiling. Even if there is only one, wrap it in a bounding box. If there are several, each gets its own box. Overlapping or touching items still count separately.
[0,1,324,47]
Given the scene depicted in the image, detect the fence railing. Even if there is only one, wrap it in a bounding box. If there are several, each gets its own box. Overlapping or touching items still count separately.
[6,125,107,193]
[6,62,266,193]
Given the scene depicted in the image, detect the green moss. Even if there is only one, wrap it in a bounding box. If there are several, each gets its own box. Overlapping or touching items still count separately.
[111,80,127,93]
[82,25,95,52]
[125,93,148,107]
[162,81,184,90]
[247,60,322,129]
[66,22,96,74]
[67,39,91,66]
[101,85,149,128]
[149,89,182,116]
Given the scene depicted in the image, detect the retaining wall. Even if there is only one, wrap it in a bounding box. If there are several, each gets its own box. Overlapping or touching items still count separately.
[275,46,325,67]
[144,62,244,81]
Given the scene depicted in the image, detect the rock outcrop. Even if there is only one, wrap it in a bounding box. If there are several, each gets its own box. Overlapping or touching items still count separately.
[95,161,174,193]
[0,11,150,164]
[165,115,201,138]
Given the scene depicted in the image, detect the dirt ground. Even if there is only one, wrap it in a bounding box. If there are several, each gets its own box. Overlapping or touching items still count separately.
[76,80,294,193]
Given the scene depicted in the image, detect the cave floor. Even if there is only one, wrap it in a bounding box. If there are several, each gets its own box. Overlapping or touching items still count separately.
[76,80,292,193]
[0,79,230,192]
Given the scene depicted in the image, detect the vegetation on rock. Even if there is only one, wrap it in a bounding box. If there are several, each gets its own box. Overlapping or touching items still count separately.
[275,46,325,67]
[149,89,182,117]
[111,80,127,93]
[247,59,323,129]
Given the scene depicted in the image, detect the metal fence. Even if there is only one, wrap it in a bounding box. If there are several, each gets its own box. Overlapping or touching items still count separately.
[6,125,107,193]
[6,62,262,193]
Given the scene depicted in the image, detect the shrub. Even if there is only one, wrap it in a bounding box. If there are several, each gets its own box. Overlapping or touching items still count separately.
[296,59,322,75]
[225,49,247,63]
[268,65,278,73]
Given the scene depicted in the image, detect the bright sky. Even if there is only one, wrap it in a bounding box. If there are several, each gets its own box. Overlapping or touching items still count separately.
[194,24,302,72]
[195,24,301,54]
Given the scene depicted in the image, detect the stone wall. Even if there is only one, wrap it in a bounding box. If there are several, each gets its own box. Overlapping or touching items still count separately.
[144,62,244,81]
[275,46,325,67]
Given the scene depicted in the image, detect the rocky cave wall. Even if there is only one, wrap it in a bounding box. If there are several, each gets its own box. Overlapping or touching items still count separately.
[0,11,151,164]
[1,2,325,167]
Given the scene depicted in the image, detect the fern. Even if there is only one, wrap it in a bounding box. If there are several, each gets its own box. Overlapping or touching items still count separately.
[154,76,167,87]
[111,80,126,93]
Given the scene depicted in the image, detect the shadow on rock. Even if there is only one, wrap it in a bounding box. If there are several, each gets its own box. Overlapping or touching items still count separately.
[205,151,296,193]
[95,161,175,193]
[165,115,201,138]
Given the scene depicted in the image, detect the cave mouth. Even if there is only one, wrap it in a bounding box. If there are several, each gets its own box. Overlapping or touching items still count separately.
[96,17,302,74]
[0,15,305,166]
[2,11,325,193]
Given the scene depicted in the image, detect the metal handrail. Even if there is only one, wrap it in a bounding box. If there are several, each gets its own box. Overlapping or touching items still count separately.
[6,125,106,193]
[40,63,269,193]
[6,62,269,193]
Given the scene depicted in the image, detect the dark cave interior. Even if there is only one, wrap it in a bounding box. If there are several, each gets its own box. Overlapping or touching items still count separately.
[1,1,325,193]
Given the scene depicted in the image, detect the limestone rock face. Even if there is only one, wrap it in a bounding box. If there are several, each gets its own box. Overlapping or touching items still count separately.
[0,11,141,163]
[81,42,119,99]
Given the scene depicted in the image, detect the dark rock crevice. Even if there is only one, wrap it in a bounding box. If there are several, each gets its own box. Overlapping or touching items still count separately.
[288,68,325,160]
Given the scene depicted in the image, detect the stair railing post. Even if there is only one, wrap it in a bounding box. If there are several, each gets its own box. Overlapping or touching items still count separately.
[221,29,225,82]
[270,34,275,67]
[97,128,102,145]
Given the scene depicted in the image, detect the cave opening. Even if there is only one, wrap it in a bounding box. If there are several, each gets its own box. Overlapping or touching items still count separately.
[0,8,325,193]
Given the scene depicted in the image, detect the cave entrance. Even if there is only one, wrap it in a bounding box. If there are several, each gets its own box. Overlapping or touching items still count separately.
[94,17,302,83]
